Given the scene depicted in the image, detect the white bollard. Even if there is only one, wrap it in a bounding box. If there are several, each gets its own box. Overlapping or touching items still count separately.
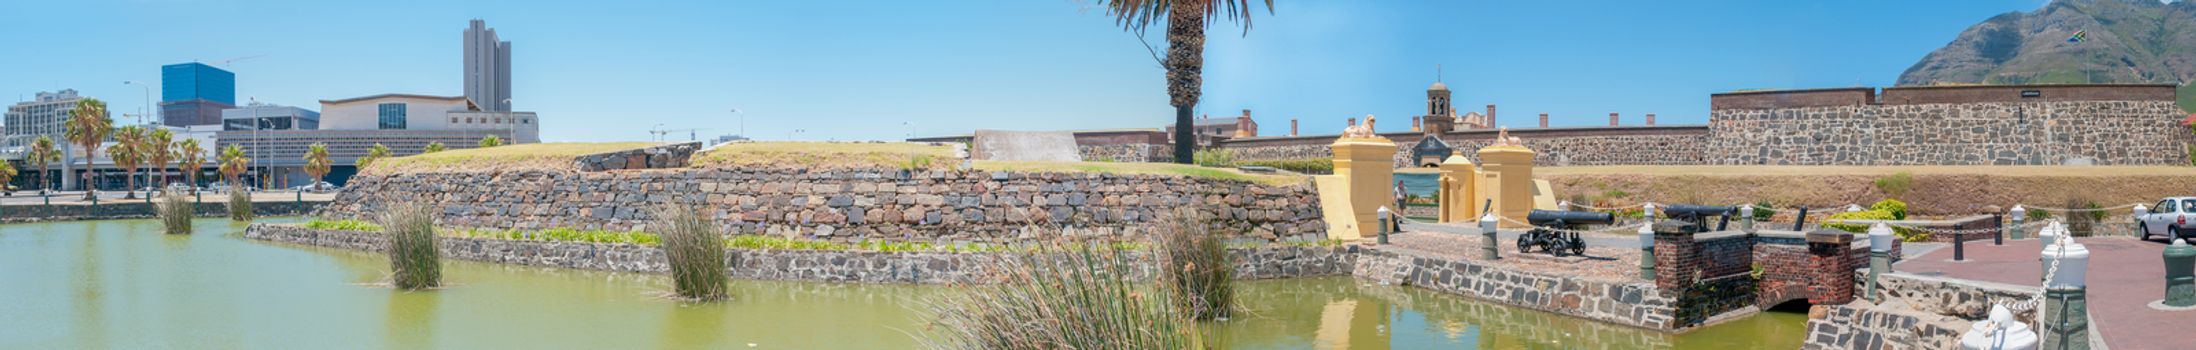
[1957,304,2038,350]
[1848,204,1865,213]
[1638,223,1655,280]
[2039,221,2066,254]
[2039,234,2090,350]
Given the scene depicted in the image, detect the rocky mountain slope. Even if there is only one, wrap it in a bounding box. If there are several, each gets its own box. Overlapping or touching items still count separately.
[1897,0,2196,111]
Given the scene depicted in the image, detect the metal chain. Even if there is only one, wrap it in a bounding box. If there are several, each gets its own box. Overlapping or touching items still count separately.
[1884,220,2051,236]
[2014,202,2144,213]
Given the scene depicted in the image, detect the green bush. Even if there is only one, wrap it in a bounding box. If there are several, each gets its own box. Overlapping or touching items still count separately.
[1869,199,1908,220]
[657,205,728,301]
[1192,148,1235,167]
[1825,199,1924,241]
[380,203,441,290]
[1874,172,1914,198]
[1750,201,1777,221]
[2026,207,2053,221]
[1237,158,1333,173]
[226,188,253,221]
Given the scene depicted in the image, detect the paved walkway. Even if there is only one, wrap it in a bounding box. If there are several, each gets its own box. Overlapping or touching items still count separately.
[1896,237,2189,350]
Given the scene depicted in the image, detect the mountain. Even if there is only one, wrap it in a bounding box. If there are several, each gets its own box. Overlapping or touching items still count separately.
[1897,0,2196,112]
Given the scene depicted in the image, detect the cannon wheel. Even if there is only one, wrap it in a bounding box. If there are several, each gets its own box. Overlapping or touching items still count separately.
[1563,234,1586,256]
[1516,232,1536,253]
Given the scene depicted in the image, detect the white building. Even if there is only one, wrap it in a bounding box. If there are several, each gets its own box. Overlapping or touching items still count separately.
[318,94,537,143]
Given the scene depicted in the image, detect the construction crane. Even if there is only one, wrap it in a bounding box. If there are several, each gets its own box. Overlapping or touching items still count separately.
[648,126,711,142]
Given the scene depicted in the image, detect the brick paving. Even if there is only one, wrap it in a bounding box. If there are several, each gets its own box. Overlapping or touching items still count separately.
[1384,222,1645,281]
[1895,237,2191,350]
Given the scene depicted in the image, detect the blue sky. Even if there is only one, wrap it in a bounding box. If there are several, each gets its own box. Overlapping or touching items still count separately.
[0,0,2053,142]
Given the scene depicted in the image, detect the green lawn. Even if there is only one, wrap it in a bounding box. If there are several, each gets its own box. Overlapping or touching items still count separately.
[691,142,955,170]
[368,142,658,173]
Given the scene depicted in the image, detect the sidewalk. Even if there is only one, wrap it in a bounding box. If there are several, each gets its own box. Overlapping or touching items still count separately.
[1896,237,2185,350]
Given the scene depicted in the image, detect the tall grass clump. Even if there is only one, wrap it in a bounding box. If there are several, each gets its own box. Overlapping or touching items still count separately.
[922,241,1203,349]
[380,203,441,290]
[156,190,193,234]
[657,206,728,301]
[226,188,253,221]
[1151,210,1234,321]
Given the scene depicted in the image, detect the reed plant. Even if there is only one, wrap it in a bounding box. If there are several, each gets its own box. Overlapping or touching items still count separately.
[656,205,728,300]
[1150,210,1235,321]
[380,203,441,290]
[226,187,252,221]
[922,240,1203,349]
[156,190,193,234]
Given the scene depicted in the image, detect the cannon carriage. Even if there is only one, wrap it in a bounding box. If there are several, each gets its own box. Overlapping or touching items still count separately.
[1518,209,1612,256]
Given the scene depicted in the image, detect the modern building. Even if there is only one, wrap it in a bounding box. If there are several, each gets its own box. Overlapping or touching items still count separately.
[4,89,86,147]
[319,94,538,143]
[159,63,238,127]
[464,19,512,112]
[218,129,512,187]
[222,104,320,131]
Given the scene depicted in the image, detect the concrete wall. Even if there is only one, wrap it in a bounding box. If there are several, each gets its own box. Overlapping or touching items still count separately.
[0,200,324,223]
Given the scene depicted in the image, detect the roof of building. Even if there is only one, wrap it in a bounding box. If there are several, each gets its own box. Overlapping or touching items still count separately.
[319,94,477,107]
[1430,81,1448,91]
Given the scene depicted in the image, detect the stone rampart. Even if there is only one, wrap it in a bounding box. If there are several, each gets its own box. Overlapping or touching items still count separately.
[243,223,1354,284]
[1703,100,2191,165]
[1800,305,1967,350]
[1350,248,1680,330]
[576,142,702,172]
[0,200,325,223]
[318,166,1323,243]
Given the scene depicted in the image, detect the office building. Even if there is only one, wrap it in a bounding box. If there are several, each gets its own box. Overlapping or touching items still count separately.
[464,19,512,112]
[4,89,87,147]
[222,104,320,131]
[318,94,538,143]
[159,63,238,127]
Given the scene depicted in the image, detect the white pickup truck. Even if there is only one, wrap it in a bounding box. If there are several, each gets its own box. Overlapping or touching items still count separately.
[2137,197,2196,242]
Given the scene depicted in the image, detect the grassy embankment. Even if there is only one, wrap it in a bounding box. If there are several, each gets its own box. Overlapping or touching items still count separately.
[365,142,658,174]
[694,142,1304,186]
[1541,165,2196,217]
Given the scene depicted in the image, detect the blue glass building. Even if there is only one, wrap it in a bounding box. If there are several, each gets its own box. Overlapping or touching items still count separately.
[159,63,237,126]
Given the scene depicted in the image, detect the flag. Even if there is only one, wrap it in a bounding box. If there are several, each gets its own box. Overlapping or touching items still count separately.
[2067,30,2086,43]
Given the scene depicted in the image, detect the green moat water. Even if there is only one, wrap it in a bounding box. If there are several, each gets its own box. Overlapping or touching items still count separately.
[0,218,1805,349]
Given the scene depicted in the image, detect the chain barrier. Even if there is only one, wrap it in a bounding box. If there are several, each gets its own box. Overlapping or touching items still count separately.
[1492,216,1650,235]
[2012,203,2144,213]
[1883,220,2052,237]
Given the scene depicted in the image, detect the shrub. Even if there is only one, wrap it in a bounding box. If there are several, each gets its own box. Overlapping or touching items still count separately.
[1874,172,1914,198]
[1825,200,1924,241]
[306,219,383,232]
[226,188,252,221]
[380,203,441,290]
[2026,207,2053,221]
[656,205,728,301]
[1869,199,1909,220]
[921,240,1202,349]
[1750,201,1777,222]
[156,190,193,234]
[1237,158,1333,173]
[1150,210,1234,321]
[1191,148,1235,167]
[2064,199,2106,237]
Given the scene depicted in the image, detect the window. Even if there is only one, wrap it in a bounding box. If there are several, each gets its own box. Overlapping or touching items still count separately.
[377,103,407,130]
[2183,200,2196,213]
[451,117,459,124]
[2161,200,2179,214]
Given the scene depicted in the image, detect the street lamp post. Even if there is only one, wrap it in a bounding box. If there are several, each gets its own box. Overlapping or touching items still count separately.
[122,81,151,125]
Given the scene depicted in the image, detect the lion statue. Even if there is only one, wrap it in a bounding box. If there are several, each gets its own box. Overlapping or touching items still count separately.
[1343,114,1378,139]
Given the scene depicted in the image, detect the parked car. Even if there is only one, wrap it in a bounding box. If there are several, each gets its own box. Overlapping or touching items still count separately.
[2137,197,2196,242]
[293,181,338,193]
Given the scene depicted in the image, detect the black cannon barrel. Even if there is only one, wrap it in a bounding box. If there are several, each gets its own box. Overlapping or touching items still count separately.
[1662,204,1736,218]
[1527,209,1614,226]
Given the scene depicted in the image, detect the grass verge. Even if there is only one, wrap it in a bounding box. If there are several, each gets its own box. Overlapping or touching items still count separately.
[974,160,1302,186]
[692,142,954,170]
[368,142,657,174]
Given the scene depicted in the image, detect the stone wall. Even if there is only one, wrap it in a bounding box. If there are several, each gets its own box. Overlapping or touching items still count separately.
[0,200,324,223]
[1217,126,1712,167]
[1351,248,1680,330]
[243,224,1355,284]
[1800,305,1967,350]
[1867,271,2038,323]
[1702,100,2192,165]
[575,142,703,172]
[319,166,1323,243]
[1077,144,1173,163]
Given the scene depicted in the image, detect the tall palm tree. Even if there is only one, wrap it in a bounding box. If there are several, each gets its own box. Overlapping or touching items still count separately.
[357,143,392,168]
[109,126,147,199]
[145,128,174,188]
[63,98,112,199]
[27,136,60,192]
[1099,0,1272,164]
[302,143,331,189]
[176,139,206,189]
[218,145,250,187]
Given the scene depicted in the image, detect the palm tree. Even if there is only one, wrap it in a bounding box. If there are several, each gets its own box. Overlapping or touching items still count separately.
[0,160,16,195]
[109,126,147,199]
[145,128,174,188]
[27,136,60,192]
[479,135,503,148]
[176,139,206,189]
[218,145,250,187]
[1098,0,1272,163]
[356,143,392,168]
[63,98,112,199]
[423,142,446,153]
[302,143,331,189]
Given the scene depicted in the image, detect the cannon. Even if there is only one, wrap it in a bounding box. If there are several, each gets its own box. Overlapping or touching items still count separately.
[1661,204,1736,231]
[1519,209,1613,256]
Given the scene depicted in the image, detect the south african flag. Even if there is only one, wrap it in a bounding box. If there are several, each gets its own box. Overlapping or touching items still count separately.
[2068,30,2086,43]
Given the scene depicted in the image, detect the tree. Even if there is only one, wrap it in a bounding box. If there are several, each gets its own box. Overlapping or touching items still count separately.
[176,139,206,189]
[63,98,112,199]
[145,128,174,188]
[1097,0,1272,164]
[302,143,331,189]
[26,136,60,192]
[356,143,392,168]
[109,126,147,199]
[479,135,503,148]
[423,142,446,153]
[218,145,251,186]
[0,160,16,194]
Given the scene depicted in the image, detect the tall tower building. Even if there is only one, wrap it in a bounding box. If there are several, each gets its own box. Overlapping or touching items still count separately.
[464,19,512,112]
[159,62,236,126]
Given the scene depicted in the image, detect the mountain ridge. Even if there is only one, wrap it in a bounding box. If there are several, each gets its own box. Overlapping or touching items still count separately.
[1897,0,2196,111]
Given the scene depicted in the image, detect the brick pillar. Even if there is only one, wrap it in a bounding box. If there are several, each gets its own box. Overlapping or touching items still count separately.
[1539,113,1549,128]
[1412,116,1422,132]
[1609,112,1619,126]
[1486,104,1497,127]
[1646,113,1656,126]
[1805,229,1858,305]
[1653,220,1703,290]
[1290,119,1299,136]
